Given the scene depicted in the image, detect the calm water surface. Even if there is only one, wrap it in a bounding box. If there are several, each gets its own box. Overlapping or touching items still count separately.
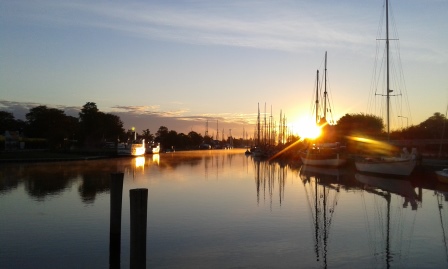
[1,149,447,268]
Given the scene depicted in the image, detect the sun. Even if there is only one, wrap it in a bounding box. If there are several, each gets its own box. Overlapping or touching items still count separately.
[292,117,321,140]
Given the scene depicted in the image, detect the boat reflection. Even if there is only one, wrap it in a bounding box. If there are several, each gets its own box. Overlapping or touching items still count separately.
[355,173,420,267]
[152,154,160,165]
[356,173,420,210]
[300,165,342,268]
[134,156,145,169]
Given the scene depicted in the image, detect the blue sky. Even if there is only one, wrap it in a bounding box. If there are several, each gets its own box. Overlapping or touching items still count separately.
[1,0,447,138]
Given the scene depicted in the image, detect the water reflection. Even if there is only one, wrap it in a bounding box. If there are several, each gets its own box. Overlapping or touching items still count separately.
[436,188,448,264]
[253,158,287,207]
[355,173,421,268]
[0,159,129,202]
[2,150,448,268]
[300,165,342,268]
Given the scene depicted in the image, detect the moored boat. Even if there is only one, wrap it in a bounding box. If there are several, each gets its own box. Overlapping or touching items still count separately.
[117,139,146,156]
[300,142,346,167]
[299,52,347,167]
[147,142,160,154]
[354,0,416,176]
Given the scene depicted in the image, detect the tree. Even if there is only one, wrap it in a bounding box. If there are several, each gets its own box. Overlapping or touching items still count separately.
[188,131,203,147]
[336,113,384,140]
[142,129,155,143]
[0,111,25,134]
[78,102,124,147]
[392,112,448,140]
[79,102,101,147]
[155,126,169,147]
[25,106,77,148]
[100,113,125,141]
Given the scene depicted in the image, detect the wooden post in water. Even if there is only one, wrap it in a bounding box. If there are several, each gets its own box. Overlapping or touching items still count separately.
[109,172,124,269]
[130,188,148,269]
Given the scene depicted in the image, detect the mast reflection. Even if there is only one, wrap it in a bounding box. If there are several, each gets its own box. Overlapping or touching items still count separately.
[300,165,341,268]
[253,158,286,207]
[355,173,421,268]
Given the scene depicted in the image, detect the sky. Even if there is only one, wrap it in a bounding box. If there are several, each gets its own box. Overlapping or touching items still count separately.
[1,0,447,139]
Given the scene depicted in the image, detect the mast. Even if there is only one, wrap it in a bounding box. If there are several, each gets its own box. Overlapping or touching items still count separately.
[386,0,391,139]
[257,103,261,146]
[316,70,320,124]
[324,51,328,121]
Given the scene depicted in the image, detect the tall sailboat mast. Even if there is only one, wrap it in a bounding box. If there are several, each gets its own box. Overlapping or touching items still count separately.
[324,51,328,121]
[386,0,391,139]
[316,70,320,124]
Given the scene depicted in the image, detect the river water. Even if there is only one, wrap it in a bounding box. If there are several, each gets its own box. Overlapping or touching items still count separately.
[0,149,447,268]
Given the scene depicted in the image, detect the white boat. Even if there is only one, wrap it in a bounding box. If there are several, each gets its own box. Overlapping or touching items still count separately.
[147,142,160,154]
[356,147,418,176]
[354,0,416,176]
[300,52,347,167]
[117,139,146,156]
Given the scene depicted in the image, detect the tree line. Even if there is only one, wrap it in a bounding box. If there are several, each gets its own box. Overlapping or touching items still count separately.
[1,101,447,151]
[0,102,243,150]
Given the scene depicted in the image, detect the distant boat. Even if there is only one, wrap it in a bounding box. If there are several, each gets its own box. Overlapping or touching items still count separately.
[354,0,417,176]
[147,142,160,154]
[117,139,146,156]
[300,52,347,167]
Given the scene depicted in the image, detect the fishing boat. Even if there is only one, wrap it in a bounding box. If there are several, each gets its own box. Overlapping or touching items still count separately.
[300,52,347,167]
[117,139,146,156]
[354,0,417,176]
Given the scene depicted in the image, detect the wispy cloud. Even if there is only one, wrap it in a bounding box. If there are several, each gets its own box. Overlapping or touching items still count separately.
[3,0,372,53]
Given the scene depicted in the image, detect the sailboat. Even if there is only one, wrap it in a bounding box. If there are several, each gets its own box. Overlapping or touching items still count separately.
[300,52,347,167]
[354,0,417,176]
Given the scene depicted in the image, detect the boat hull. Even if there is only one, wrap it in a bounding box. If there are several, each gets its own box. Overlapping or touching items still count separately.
[355,159,416,176]
[117,143,146,156]
[300,153,346,167]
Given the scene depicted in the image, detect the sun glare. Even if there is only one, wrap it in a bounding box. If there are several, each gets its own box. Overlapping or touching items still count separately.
[294,117,321,139]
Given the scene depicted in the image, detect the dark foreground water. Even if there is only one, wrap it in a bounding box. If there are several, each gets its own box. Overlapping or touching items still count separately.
[1,149,447,268]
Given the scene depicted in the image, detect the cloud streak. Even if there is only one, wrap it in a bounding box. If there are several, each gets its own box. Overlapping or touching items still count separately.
[3,0,374,54]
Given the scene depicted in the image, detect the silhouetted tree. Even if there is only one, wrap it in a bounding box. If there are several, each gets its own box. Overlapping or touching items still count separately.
[155,126,169,148]
[25,106,77,148]
[79,102,124,147]
[0,111,25,134]
[142,129,154,143]
[188,131,203,148]
[336,113,384,140]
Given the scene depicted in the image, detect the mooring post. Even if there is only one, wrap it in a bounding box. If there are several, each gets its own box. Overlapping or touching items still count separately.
[109,172,124,269]
[130,188,148,269]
